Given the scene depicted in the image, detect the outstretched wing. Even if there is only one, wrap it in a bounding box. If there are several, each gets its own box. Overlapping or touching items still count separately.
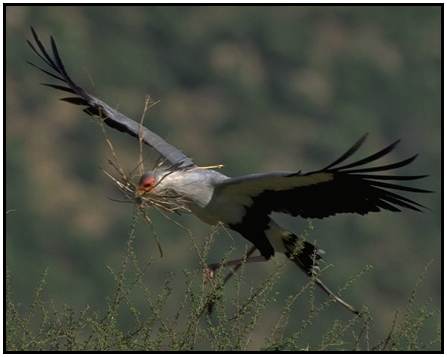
[27,27,195,168]
[214,134,431,219]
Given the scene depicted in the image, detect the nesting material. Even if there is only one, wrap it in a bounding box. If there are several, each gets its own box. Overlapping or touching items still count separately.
[103,159,192,215]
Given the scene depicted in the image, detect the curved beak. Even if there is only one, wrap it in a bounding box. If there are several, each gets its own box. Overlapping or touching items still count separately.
[135,185,148,197]
[135,184,155,197]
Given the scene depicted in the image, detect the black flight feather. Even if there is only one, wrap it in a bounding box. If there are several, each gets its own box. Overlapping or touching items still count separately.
[28,27,195,168]
[217,135,431,228]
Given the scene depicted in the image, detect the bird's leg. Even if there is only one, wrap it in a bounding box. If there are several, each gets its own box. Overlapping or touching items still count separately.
[313,276,359,315]
[204,245,259,315]
[203,245,258,281]
[204,245,359,316]
[206,255,266,280]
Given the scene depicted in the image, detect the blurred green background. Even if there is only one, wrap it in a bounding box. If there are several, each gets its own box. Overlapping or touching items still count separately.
[6,5,441,349]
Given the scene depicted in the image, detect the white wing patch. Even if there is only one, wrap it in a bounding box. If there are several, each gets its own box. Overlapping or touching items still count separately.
[201,172,334,225]
[217,172,333,198]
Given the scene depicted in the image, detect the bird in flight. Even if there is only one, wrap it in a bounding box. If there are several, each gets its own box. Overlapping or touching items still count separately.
[28,28,430,314]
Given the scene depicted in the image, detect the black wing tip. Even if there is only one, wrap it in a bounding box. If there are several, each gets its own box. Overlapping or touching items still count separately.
[356,133,370,146]
[404,201,431,213]
[341,153,420,175]
[355,132,370,148]
[29,28,88,100]
[30,26,37,37]
[60,97,88,106]
[388,138,402,151]
[365,180,433,193]
[322,133,369,171]
[355,133,369,145]
[378,192,430,213]
[40,82,75,93]
[398,153,418,167]
[26,39,35,50]
[334,138,404,172]
[355,173,430,181]
[411,173,429,180]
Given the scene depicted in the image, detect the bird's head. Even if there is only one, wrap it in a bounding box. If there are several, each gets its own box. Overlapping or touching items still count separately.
[136,171,160,196]
[134,168,192,213]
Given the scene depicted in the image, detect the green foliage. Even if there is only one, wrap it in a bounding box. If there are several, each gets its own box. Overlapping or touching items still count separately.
[6,217,440,351]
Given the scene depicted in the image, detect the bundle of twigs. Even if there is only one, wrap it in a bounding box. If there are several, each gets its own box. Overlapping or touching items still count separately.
[103,158,192,215]
[96,95,192,258]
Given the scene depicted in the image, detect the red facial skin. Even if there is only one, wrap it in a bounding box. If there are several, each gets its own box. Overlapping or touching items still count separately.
[138,175,157,193]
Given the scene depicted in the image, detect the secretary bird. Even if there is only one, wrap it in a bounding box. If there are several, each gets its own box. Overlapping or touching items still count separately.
[28,28,431,314]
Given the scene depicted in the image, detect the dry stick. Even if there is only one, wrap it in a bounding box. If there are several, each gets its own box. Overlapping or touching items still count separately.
[100,95,153,186]
[137,95,160,176]
[104,155,190,215]
[155,208,209,271]
[131,156,166,183]
[137,96,151,177]
[99,109,167,258]
[102,169,135,201]
[128,159,145,180]
[98,118,128,182]
[139,208,164,258]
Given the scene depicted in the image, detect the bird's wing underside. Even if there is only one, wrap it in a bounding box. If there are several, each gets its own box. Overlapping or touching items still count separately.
[27,27,195,168]
[214,134,431,219]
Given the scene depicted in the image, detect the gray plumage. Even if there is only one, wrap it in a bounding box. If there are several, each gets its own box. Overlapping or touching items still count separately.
[29,28,430,297]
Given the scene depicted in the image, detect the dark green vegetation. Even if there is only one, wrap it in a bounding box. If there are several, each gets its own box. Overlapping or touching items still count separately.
[6,5,441,351]
[6,216,440,351]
